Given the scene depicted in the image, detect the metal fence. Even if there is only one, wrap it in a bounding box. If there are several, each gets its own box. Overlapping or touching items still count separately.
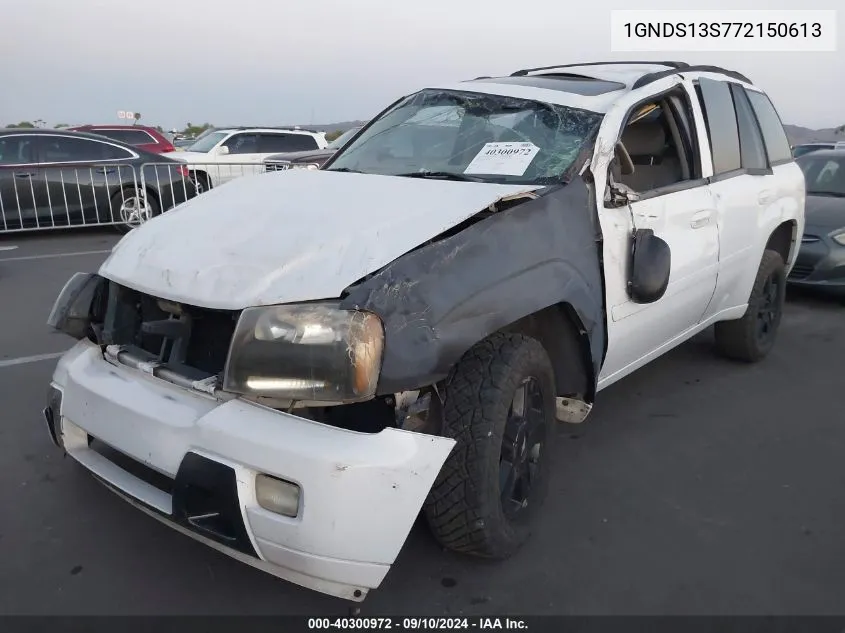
[0,160,271,234]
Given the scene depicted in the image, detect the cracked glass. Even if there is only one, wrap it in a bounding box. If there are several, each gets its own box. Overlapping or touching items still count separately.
[327,89,603,185]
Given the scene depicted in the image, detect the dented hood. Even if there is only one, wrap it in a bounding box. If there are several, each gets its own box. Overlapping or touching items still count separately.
[99,169,540,309]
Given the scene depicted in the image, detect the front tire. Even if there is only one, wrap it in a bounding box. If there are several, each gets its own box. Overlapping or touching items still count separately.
[714,249,786,362]
[424,332,556,559]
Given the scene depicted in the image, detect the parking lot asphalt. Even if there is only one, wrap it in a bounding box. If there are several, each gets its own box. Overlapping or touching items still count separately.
[1,230,843,616]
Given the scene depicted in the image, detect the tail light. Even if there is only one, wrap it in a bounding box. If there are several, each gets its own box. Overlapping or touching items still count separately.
[162,143,176,153]
[177,165,190,178]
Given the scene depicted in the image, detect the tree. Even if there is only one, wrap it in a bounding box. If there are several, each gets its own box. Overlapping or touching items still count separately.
[837,125,845,135]
[7,121,35,128]
[325,129,345,142]
[54,123,70,129]
[181,122,213,137]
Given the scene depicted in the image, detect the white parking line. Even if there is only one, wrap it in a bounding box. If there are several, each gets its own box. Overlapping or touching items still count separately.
[0,249,112,263]
[0,352,65,369]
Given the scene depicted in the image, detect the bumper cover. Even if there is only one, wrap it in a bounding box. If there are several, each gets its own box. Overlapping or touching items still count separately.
[788,235,845,295]
[48,340,455,601]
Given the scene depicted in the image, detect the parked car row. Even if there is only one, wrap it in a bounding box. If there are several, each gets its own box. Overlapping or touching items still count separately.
[0,128,197,232]
[44,60,836,608]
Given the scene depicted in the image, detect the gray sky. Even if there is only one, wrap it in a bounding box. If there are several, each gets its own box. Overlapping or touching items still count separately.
[1,0,841,129]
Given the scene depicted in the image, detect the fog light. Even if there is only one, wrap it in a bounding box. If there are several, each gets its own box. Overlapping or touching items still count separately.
[255,474,300,517]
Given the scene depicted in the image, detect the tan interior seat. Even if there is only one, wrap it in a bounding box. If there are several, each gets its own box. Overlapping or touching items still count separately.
[620,121,683,192]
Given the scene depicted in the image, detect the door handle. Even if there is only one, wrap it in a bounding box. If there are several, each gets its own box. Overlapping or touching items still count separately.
[690,210,712,229]
[95,167,116,174]
[14,172,34,178]
[758,190,774,205]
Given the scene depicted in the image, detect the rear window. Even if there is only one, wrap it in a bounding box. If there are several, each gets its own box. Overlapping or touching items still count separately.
[745,91,792,165]
[89,129,157,146]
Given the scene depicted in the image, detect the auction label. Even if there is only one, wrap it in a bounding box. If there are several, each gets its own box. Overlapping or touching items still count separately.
[307,616,528,630]
[464,142,539,176]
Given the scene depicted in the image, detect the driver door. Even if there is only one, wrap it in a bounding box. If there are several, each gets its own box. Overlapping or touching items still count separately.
[597,94,719,388]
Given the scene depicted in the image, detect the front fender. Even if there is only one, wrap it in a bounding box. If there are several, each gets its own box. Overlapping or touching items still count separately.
[341,180,606,394]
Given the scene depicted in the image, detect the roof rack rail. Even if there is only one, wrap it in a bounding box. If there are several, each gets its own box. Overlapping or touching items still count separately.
[216,125,324,134]
[631,65,752,89]
[510,60,690,77]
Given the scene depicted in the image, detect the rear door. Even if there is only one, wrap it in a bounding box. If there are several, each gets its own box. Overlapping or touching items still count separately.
[35,135,138,225]
[0,134,42,230]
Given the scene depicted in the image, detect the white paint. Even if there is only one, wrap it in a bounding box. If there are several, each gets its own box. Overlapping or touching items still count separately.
[51,340,456,601]
[593,72,804,390]
[99,168,540,310]
[0,249,112,263]
[431,80,620,113]
[0,351,64,368]
[464,142,540,176]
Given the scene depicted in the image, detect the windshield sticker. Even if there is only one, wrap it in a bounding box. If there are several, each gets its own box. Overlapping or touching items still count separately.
[464,142,540,176]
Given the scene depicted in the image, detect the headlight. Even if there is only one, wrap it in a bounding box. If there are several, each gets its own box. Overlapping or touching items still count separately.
[292,163,320,170]
[47,273,107,340]
[223,304,384,402]
[832,231,845,246]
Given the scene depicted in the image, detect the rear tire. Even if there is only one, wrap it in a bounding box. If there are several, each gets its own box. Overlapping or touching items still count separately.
[112,186,160,234]
[424,332,556,559]
[714,249,786,362]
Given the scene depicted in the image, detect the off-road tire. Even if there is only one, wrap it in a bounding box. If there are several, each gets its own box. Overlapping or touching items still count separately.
[714,249,786,362]
[423,332,556,559]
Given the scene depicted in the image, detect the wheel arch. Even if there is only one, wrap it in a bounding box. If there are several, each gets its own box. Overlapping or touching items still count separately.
[765,219,799,268]
[498,302,595,403]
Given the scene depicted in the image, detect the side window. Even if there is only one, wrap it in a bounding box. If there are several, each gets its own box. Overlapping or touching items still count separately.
[745,90,792,165]
[38,136,132,162]
[615,89,698,194]
[695,78,741,175]
[0,136,36,165]
[222,133,259,154]
[258,134,319,153]
[729,84,768,171]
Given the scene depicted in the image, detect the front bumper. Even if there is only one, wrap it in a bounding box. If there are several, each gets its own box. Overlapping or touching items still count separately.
[46,340,455,601]
[787,233,845,296]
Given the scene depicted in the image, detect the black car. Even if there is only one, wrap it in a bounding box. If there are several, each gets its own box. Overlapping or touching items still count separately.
[789,149,845,298]
[264,126,363,172]
[0,128,197,233]
[792,142,845,158]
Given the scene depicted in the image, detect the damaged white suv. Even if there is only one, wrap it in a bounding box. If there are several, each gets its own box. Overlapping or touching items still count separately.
[45,61,804,601]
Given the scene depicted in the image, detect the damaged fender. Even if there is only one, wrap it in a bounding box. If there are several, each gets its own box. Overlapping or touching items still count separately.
[341,178,606,397]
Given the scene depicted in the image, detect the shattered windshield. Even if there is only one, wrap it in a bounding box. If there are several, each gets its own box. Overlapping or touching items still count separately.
[326,89,603,185]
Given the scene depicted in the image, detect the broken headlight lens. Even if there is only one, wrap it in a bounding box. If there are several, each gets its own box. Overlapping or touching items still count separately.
[47,272,107,340]
[222,304,384,402]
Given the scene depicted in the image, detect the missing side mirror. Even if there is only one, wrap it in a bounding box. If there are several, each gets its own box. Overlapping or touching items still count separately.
[628,228,671,304]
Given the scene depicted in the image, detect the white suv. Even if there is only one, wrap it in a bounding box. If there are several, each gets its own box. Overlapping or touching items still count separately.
[45,61,804,603]
[168,127,328,190]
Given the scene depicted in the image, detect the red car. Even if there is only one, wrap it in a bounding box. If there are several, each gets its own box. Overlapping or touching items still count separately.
[67,125,175,154]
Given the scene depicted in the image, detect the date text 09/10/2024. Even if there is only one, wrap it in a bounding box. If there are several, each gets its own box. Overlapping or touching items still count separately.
[307,617,529,630]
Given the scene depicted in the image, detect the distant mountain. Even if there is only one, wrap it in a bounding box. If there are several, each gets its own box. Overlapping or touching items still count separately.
[783,124,845,146]
[292,120,369,132]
